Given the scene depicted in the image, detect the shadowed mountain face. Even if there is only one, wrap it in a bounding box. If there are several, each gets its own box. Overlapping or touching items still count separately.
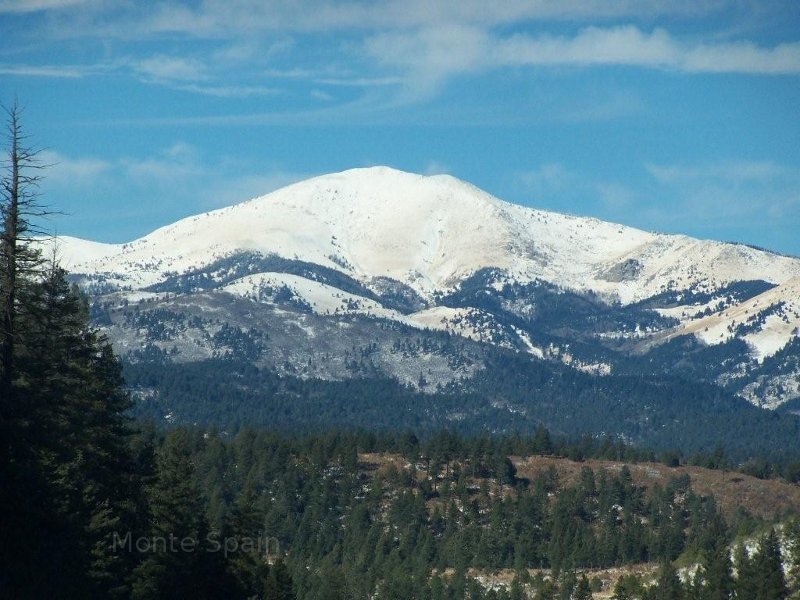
[51,167,800,454]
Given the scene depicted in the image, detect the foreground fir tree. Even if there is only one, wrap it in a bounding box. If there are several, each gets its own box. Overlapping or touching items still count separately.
[1,104,148,598]
[19,265,147,597]
[0,101,50,595]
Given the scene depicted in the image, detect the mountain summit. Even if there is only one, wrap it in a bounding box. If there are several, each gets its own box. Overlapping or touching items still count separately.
[58,167,800,411]
[64,166,800,299]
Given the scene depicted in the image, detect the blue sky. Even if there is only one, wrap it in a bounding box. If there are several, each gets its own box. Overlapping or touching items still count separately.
[1,1,799,256]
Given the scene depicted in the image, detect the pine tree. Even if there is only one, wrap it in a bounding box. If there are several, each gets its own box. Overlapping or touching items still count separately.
[652,561,685,600]
[698,521,732,600]
[733,543,757,600]
[0,101,46,405]
[784,517,800,597]
[574,574,594,600]
[264,558,295,600]
[0,101,51,596]
[228,474,270,594]
[558,570,577,600]
[753,530,788,600]
[0,106,146,597]
[132,429,236,599]
[611,574,640,600]
[18,265,146,596]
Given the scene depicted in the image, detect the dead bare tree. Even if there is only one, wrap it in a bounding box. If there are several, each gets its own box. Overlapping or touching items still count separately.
[0,101,48,409]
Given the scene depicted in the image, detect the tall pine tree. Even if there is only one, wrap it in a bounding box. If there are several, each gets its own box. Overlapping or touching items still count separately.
[1,104,149,598]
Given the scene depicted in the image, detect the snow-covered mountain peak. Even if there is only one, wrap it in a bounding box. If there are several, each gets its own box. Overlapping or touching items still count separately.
[53,166,800,409]
[66,166,527,294]
[62,166,800,304]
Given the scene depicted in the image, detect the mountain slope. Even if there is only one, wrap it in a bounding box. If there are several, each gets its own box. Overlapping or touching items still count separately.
[55,167,800,413]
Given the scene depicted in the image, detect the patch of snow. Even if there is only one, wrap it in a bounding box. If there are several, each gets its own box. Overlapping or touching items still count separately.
[222,272,399,319]
[675,277,800,359]
[36,235,123,269]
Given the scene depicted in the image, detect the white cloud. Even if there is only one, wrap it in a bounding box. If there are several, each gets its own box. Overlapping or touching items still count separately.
[683,40,800,74]
[117,0,727,37]
[365,24,490,96]
[174,83,278,98]
[315,76,404,87]
[366,25,800,94]
[0,0,89,13]
[39,150,112,186]
[643,161,800,233]
[517,164,637,214]
[556,91,646,123]
[422,161,451,176]
[310,89,334,102]
[133,55,208,82]
[645,161,790,184]
[40,144,315,237]
[197,171,311,209]
[127,55,282,96]
[506,26,800,74]
[518,163,576,196]
[0,64,94,78]
[595,181,635,211]
[496,26,678,68]
[5,1,797,112]
[514,160,800,255]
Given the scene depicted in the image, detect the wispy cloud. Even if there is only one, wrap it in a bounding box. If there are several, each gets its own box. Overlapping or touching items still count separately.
[0,64,94,78]
[641,161,800,241]
[364,25,490,98]
[309,89,334,102]
[498,26,800,74]
[123,53,285,97]
[4,1,797,114]
[39,150,112,186]
[172,83,278,98]
[516,163,639,215]
[315,76,404,87]
[40,144,315,240]
[516,159,800,246]
[92,1,728,37]
[133,55,208,82]
[365,25,800,96]
[0,0,89,14]
[518,163,577,197]
[645,161,789,184]
[422,161,451,176]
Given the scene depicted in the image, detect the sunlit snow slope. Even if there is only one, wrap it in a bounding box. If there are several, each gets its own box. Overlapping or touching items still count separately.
[65,166,800,300]
[58,167,800,404]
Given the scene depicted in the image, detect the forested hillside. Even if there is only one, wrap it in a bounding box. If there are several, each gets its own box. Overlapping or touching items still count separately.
[124,353,800,464]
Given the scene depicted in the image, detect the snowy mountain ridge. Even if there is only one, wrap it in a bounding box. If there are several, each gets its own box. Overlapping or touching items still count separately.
[52,167,800,408]
[58,166,800,303]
